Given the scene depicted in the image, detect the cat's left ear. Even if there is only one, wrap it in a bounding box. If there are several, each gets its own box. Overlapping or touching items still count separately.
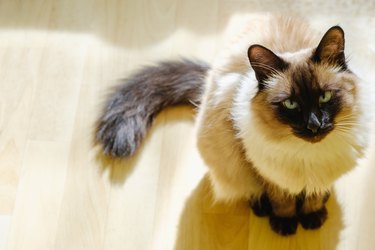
[248,45,288,89]
[312,26,346,69]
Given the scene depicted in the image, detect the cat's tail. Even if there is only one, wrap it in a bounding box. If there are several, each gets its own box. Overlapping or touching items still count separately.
[95,59,210,157]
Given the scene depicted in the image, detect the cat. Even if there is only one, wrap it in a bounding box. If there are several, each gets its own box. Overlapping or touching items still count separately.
[95,15,371,236]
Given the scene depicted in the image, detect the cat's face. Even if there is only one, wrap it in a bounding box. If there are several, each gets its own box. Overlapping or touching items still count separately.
[249,26,358,143]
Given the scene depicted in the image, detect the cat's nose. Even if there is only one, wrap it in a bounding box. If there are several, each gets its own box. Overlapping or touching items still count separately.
[307,112,321,133]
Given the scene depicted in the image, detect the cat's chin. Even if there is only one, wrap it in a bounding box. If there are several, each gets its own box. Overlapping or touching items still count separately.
[305,135,327,143]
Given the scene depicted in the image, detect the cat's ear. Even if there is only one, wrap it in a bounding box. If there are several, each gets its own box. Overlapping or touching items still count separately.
[248,45,288,89]
[312,26,346,69]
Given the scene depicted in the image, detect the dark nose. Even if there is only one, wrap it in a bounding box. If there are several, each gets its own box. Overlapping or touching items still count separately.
[307,112,321,133]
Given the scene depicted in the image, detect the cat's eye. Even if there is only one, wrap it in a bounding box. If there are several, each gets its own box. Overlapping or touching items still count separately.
[282,99,299,110]
[319,91,332,103]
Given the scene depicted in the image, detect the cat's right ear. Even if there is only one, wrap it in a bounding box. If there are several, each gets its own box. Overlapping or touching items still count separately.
[248,45,288,89]
[312,26,346,69]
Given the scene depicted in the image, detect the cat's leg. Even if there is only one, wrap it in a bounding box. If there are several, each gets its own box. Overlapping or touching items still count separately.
[298,192,329,230]
[208,167,263,202]
[250,193,272,217]
[265,186,298,236]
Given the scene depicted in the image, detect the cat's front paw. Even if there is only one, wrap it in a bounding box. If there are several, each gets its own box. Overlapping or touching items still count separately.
[299,206,327,230]
[250,194,272,217]
[269,215,298,236]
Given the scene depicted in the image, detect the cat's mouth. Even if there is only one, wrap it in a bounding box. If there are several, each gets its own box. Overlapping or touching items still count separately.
[293,126,334,143]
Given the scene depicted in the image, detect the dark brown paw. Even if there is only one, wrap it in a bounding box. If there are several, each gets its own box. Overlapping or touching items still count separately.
[250,194,272,217]
[269,215,298,236]
[299,206,327,230]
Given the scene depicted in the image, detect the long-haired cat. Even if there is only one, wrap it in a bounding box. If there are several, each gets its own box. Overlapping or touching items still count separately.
[95,15,371,235]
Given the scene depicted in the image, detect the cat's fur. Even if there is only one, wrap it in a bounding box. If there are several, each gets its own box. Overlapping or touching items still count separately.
[95,15,371,235]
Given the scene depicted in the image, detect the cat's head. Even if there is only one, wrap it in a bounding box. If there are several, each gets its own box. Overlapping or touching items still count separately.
[248,26,358,143]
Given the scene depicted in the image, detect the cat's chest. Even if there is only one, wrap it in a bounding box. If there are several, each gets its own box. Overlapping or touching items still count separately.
[243,131,361,194]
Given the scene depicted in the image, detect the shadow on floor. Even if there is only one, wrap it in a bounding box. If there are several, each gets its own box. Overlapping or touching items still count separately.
[95,105,196,184]
[174,175,343,250]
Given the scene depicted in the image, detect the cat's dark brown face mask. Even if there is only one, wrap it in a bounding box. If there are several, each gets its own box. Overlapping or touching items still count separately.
[272,65,341,142]
[248,26,357,143]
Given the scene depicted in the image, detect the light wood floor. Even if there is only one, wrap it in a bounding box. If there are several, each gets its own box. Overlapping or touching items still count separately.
[1,1,375,250]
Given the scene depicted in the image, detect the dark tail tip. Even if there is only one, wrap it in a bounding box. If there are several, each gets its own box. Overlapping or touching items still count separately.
[95,117,143,158]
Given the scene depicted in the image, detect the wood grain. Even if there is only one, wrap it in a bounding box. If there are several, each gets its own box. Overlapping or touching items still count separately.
[1,0,375,250]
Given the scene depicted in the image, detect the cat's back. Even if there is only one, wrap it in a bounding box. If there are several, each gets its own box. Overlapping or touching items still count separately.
[214,14,319,75]
[259,15,319,53]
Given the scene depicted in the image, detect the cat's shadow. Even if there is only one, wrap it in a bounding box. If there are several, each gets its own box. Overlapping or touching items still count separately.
[174,175,343,250]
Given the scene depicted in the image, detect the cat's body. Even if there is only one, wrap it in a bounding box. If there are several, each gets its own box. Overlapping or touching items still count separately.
[197,15,366,198]
[96,15,371,235]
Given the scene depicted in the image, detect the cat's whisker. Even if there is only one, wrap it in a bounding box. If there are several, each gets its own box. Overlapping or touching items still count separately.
[335,124,359,127]
[335,130,353,135]
[334,129,355,135]
[336,119,357,122]
[250,62,279,73]
[336,117,358,123]
[335,130,354,134]
[250,62,281,77]
[336,117,358,121]
[336,113,356,119]
[336,126,358,129]
[333,131,354,138]
[335,120,359,125]
[335,126,355,131]
[336,127,358,130]
[334,124,354,129]
[337,114,357,118]
[336,115,357,120]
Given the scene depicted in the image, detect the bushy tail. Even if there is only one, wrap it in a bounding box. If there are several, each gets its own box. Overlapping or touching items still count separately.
[95,59,210,157]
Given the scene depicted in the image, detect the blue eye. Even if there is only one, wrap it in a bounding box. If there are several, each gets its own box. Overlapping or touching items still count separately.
[282,99,299,110]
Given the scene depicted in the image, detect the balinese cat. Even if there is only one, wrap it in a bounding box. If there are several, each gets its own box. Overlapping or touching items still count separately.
[95,15,371,235]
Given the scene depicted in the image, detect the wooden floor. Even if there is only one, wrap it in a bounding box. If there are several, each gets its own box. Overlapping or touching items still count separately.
[1,0,375,249]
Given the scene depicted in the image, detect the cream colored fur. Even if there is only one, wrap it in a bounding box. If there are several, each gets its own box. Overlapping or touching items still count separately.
[196,14,372,202]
